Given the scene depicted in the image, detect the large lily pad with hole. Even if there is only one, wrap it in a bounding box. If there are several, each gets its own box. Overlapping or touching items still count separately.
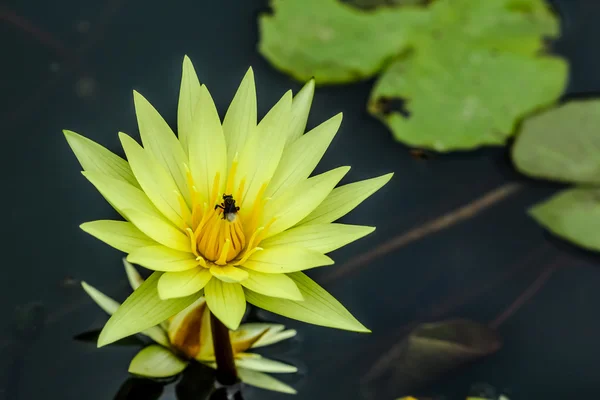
[369,42,566,151]
[512,100,600,185]
[367,0,567,151]
[258,0,428,84]
[529,188,600,252]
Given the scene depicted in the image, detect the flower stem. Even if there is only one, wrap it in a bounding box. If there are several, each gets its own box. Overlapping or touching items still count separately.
[210,311,238,386]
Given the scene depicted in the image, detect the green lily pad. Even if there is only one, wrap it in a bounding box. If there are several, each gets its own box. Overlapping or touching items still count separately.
[259,0,428,84]
[529,188,600,252]
[368,0,567,151]
[369,42,567,151]
[513,100,600,185]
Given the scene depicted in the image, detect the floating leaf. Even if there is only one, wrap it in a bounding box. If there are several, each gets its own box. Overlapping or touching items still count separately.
[98,272,202,347]
[529,188,600,251]
[245,272,369,332]
[512,100,600,185]
[259,0,428,84]
[129,345,188,378]
[368,0,566,152]
[363,320,501,398]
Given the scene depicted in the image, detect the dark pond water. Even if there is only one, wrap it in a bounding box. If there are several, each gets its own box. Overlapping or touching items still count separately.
[2,0,600,399]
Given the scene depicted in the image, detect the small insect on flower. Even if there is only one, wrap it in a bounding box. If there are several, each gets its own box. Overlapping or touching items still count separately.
[214,194,240,222]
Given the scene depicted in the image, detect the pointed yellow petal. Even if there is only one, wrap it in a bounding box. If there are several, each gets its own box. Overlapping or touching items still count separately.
[266,113,342,198]
[157,267,212,299]
[230,324,271,353]
[129,345,188,378]
[127,245,198,271]
[237,368,297,394]
[236,91,292,211]
[263,166,350,238]
[299,173,393,225]
[64,130,139,188]
[188,85,228,202]
[204,280,246,330]
[177,55,202,154]
[245,272,369,332]
[122,209,190,252]
[210,265,249,283]
[123,259,144,290]
[98,272,203,347]
[242,246,333,273]
[261,223,375,254]
[251,328,297,348]
[80,220,156,253]
[119,133,188,228]
[223,68,257,166]
[240,269,303,300]
[81,281,120,315]
[236,323,296,348]
[82,171,160,218]
[285,79,315,146]
[133,90,191,204]
[235,355,297,373]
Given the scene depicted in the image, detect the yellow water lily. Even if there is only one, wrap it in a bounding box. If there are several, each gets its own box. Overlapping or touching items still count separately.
[66,55,392,345]
[82,261,298,394]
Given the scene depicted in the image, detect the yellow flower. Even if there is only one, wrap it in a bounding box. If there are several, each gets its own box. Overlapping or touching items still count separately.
[82,261,298,394]
[66,56,392,345]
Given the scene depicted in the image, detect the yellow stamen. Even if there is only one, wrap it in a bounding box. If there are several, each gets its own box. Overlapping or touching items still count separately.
[235,177,246,206]
[215,239,231,265]
[238,247,262,265]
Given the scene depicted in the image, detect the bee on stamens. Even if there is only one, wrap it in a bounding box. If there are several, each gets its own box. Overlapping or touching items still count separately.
[214,194,239,222]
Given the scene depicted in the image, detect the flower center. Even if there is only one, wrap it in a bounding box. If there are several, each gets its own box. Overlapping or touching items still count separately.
[196,196,246,263]
[180,157,272,267]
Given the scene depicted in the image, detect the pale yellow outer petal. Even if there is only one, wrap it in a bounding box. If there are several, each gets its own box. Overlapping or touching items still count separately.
[188,85,228,201]
[204,279,246,330]
[237,368,296,394]
[177,55,202,154]
[98,272,203,347]
[266,113,342,198]
[80,220,156,254]
[82,281,170,347]
[285,79,315,146]
[82,171,160,217]
[122,209,190,252]
[119,133,189,228]
[129,345,188,378]
[299,173,394,225]
[262,166,350,238]
[81,281,119,315]
[133,91,191,205]
[251,328,297,348]
[64,130,139,188]
[244,272,369,332]
[222,68,257,166]
[123,259,144,290]
[127,245,199,272]
[209,265,249,283]
[261,223,375,254]
[157,267,212,299]
[235,91,292,211]
[235,355,297,373]
[240,269,303,300]
[242,246,333,273]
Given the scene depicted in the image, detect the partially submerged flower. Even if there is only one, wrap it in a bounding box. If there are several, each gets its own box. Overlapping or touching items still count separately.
[66,55,392,344]
[82,261,298,394]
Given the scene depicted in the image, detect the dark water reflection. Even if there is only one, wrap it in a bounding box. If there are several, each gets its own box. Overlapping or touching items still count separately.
[2,0,600,399]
